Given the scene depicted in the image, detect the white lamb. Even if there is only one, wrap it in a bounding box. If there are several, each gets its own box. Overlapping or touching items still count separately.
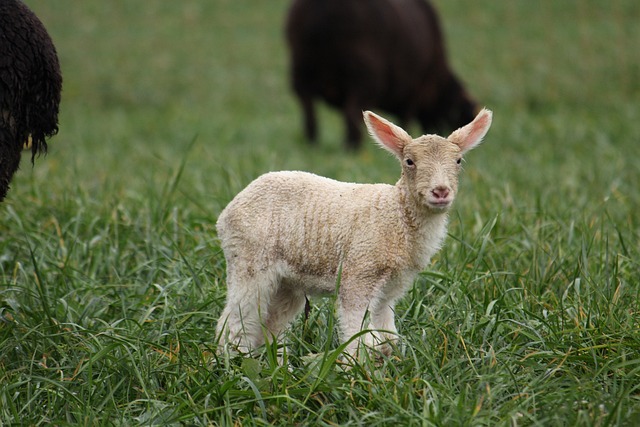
[215,108,493,357]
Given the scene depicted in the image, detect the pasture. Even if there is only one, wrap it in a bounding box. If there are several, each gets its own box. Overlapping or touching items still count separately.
[1,1,639,425]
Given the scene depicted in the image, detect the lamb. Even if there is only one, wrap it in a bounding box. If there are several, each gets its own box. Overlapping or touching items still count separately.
[0,0,62,202]
[215,108,492,357]
[285,0,478,149]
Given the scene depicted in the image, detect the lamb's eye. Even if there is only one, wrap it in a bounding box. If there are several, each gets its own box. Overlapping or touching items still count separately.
[456,158,462,165]
[405,158,415,166]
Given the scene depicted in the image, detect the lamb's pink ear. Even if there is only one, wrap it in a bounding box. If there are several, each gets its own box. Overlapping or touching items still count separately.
[363,111,411,159]
[448,108,493,154]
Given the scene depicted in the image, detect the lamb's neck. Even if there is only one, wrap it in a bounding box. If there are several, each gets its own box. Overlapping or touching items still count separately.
[395,183,450,270]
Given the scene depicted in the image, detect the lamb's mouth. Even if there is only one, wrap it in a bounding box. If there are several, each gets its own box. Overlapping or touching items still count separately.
[426,198,453,210]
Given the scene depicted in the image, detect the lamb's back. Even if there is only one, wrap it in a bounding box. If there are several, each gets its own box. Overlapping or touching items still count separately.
[216,171,405,277]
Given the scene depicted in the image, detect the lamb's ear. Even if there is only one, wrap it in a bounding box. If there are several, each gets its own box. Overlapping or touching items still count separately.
[448,108,493,154]
[363,111,411,159]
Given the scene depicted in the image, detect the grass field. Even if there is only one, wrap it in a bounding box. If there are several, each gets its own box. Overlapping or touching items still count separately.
[1,0,639,425]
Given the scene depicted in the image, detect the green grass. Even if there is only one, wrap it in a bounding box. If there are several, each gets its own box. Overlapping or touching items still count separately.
[1,0,639,425]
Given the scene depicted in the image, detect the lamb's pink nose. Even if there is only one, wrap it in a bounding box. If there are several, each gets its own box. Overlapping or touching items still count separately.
[431,186,450,200]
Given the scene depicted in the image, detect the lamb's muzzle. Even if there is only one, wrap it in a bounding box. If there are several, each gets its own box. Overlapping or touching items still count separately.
[428,185,452,208]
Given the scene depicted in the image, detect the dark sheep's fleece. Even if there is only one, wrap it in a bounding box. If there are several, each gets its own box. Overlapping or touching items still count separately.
[286,0,477,149]
[0,0,62,201]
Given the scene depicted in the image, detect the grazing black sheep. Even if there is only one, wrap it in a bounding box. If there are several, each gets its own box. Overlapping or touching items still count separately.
[286,0,478,149]
[0,0,62,201]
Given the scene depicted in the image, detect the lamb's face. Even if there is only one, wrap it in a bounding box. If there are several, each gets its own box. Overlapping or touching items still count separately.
[363,108,490,212]
[402,136,463,211]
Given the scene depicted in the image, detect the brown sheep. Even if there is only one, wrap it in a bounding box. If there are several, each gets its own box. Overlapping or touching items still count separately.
[286,0,478,149]
[0,0,62,201]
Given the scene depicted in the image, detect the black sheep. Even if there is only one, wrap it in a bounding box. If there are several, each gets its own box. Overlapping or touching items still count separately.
[286,0,478,149]
[0,0,62,201]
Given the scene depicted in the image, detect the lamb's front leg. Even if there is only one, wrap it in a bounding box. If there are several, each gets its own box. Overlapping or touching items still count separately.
[336,295,369,357]
[369,302,399,356]
[337,276,390,357]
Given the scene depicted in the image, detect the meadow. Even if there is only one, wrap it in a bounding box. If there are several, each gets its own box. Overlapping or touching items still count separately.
[1,0,639,425]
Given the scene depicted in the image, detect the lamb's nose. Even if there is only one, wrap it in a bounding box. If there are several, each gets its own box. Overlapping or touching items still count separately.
[431,186,450,199]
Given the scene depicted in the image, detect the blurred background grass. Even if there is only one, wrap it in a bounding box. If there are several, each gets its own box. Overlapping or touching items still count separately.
[12,1,640,213]
[1,0,639,425]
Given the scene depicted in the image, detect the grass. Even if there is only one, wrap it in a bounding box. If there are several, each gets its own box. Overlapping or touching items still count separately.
[1,0,639,425]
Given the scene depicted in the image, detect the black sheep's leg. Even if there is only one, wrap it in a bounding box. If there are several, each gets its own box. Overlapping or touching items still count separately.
[300,95,318,143]
[291,62,318,144]
[417,107,438,135]
[343,96,363,150]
